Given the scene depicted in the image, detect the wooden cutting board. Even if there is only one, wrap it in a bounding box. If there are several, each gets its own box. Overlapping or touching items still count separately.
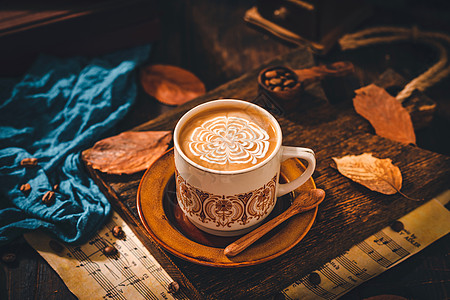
[82,48,450,299]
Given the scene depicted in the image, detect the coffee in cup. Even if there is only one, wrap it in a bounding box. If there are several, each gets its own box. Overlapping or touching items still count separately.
[178,104,278,172]
[174,99,315,236]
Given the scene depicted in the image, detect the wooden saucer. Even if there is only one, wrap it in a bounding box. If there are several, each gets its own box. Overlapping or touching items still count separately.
[137,148,317,267]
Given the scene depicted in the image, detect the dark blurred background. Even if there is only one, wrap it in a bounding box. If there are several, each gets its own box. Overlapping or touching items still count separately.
[1,1,449,299]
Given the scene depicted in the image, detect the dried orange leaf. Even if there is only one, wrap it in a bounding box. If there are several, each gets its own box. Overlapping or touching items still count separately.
[140,64,206,106]
[353,84,416,144]
[332,153,402,195]
[83,131,172,175]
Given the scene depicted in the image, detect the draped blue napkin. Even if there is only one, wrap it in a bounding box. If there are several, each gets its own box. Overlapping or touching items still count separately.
[0,45,151,245]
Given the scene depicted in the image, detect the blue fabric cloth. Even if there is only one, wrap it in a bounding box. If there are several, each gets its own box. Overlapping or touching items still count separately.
[0,45,151,245]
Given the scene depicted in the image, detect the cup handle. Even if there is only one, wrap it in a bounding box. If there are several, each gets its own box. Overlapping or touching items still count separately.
[276,146,316,197]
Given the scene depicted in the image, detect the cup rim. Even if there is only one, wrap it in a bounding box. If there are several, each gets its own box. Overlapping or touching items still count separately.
[173,99,283,175]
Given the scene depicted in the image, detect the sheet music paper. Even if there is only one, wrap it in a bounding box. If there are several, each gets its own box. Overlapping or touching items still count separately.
[25,192,449,300]
[24,211,189,300]
[282,191,450,300]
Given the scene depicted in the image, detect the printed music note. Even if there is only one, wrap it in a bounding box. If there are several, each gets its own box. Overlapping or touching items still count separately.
[281,197,450,300]
[24,211,190,300]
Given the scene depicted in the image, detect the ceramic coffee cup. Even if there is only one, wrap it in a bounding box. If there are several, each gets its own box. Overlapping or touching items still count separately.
[174,99,315,236]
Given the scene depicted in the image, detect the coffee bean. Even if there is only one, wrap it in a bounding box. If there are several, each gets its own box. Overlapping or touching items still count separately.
[20,183,31,194]
[273,86,283,92]
[284,79,295,86]
[390,220,404,232]
[168,281,180,294]
[20,158,38,167]
[49,240,64,253]
[103,245,117,256]
[269,78,282,86]
[112,226,125,239]
[262,67,298,92]
[264,70,278,78]
[308,272,321,285]
[2,253,16,264]
[42,191,55,205]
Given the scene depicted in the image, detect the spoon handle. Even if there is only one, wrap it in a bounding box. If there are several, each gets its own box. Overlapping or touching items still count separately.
[224,206,302,257]
[224,189,325,257]
[295,61,354,82]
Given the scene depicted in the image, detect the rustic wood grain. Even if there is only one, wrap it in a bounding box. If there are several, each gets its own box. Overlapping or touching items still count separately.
[82,47,450,299]
[0,239,76,300]
[0,0,160,77]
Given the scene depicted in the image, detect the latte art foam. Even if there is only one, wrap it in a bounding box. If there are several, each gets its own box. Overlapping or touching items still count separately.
[188,116,270,165]
[179,105,278,171]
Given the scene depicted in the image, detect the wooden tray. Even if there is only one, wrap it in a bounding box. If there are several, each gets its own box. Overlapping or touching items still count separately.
[82,48,450,299]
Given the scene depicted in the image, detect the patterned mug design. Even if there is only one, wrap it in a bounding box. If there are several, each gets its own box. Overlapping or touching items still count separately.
[176,172,277,228]
[187,116,271,166]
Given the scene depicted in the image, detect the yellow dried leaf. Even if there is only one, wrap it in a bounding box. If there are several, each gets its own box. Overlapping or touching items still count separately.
[332,153,402,195]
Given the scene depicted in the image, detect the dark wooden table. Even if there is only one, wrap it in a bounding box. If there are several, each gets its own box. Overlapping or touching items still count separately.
[2,1,450,299]
[79,46,449,299]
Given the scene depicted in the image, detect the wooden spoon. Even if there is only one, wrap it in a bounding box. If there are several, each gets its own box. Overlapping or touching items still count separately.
[224,189,326,257]
[254,62,354,111]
